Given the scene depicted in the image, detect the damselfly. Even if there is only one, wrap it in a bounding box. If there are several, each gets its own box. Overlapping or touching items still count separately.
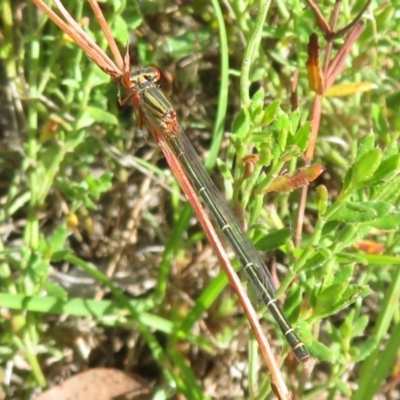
[120,67,311,366]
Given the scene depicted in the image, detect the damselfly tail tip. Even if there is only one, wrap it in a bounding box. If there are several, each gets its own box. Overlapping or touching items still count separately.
[292,343,314,373]
[300,355,315,375]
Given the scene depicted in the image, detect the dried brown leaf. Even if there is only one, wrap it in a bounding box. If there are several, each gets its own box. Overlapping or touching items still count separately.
[35,368,149,400]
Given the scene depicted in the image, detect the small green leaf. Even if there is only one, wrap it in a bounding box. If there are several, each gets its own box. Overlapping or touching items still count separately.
[86,106,119,125]
[370,154,400,183]
[342,167,353,193]
[65,130,86,149]
[111,15,130,45]
[43,282,68,301]
[356,132,376,159]
[360,201,394,217]
[350,338,378,363]
[307,339,334,362]
[261,100,280,126]
[291,122,311,153]
[339,310,355,343]
[278,145,302,162]
[300,251,328,273]
[75,112,95,131]
[313,283,347,316]
[315,184,328,214]
[216,158,230,177]
[328,202,378,223]
[314,285,371,318]
[52,249,72,262]
[375,4,394,31]
[254,228,292,253]
[251,87,265,107]
[333,264,354,285]
[321,220,341,236]
[352,148,382,186]
[250,68,265,82]
[289,109,300,135]
[125,15,144,31]
[274,111,290,151]
[28,253,50,280]
[83,196,97,210]
[250,88,266,124]
[232,109,251,139]
[352,315,369,337]
[258,146,272,166]
[47,225,69,253]
[86,172,113,199]
[361,212,400,229]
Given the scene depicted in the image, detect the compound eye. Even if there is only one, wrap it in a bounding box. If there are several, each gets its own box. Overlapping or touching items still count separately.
[148,67,161,82]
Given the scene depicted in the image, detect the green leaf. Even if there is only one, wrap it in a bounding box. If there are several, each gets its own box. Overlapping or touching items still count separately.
[43,282,68,301]
[342,167,353,193]
[217,159,234,182]
[328,202,378,223]
[313,283,347,316]
[86,172,113,199]
[86,106,119,125]
[52,249,72,262]
[370,154,400,183]
[258,146,272,167]
[250,87,265,109]
[359,201,394,217]
[339,310,355,343]
[274,111,290,151]
[352,148,382,186]
[361,212,400,229]
[307,339,334,362]
[351,315,369,337]
[300,251,328,273]
[126,14,143,31]
[350,338,378,363]
[315,184,328,214]
[290,122,311,153]
[28,253,50,281]
[356,132,375,159]
[321,220,341,236]
[254,228,292,252]
[261,100,280,126]
[111,15,130,45]
[333,264,354,285]
[232,109,250,139]
[75,112,95,131]
[250,68,265,82]
[47,225,69,253]
[313,285,371,319]
[162,30,211,59]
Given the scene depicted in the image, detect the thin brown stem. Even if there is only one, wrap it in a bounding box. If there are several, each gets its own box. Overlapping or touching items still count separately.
[326,21,365,90]
[33,0,121,79]
[305,0,331,37]
[322,0,342,76]
[87,0,124,70]
[52,0,120,77]
[331,0,371,40]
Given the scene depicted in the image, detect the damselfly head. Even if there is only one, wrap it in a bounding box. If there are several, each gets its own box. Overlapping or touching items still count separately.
[130,67,160,86]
